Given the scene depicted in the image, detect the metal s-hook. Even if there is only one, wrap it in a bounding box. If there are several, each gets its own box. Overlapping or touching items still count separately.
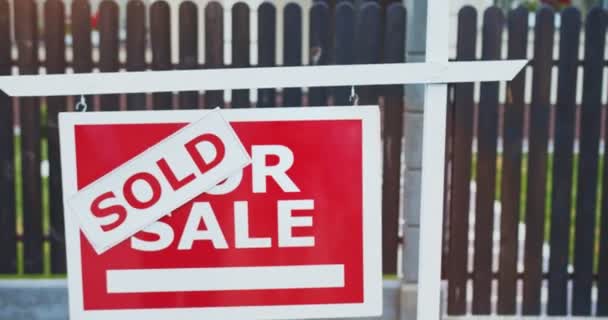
[349,86,359,106]
[75,95,88,112]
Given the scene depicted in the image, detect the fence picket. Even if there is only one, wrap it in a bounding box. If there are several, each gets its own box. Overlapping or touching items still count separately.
[472,7,503,314]
[523,7,554,315]
[205,1,224,108]
[308,2,330,106]
[572,7,607,316]
[0,0,16,274]
[547,7,580,316]
[71,0,93,74]
[178,1,199,109]
[355,2,381,105]
[600,72,608,315]
[497,6,528,315]
[71,0,93,110]
[232,2,250,108]
[126,0,147,110]
[282,3,302,107]
[381,2,405,275]
[333,2,354,105]
[601,68,608,313]
[44,0,67,274]
[447,6,476,315]
[257,2,276,108]
[15,0,43,274]
[150,1,172,110]
[98,0,120,111]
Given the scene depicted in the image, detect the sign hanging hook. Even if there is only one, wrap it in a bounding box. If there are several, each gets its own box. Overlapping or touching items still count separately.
[349,86,359,106]
[75,95,88,112]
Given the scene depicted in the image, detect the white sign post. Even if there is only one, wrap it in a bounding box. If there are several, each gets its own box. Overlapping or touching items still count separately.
[419,2,453,319]
[0,0,525,318]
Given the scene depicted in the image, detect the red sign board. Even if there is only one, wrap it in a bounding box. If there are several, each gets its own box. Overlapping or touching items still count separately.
[60,107,382,320]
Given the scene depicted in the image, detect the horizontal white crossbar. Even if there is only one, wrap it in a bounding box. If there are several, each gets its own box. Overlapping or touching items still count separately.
[0,61,527,97]
[106,265,345,293]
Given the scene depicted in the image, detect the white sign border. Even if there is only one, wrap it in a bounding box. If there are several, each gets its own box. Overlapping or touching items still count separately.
[59,106,383,320]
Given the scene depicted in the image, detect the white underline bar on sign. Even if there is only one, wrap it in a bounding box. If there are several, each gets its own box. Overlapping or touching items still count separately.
[106,264,345,293]
[0,61,527,97]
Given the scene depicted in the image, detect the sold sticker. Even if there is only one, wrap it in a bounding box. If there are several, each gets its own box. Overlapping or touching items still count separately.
[67,110,251,254]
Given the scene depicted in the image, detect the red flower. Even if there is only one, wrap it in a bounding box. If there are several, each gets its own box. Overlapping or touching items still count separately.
[91,12,99,29]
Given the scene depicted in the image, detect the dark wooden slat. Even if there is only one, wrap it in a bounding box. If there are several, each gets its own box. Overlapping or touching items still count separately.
[71,0,93,74]
[335,0,355,5]
[601,31,608,309]
[150,1,172,110]
[354,2,381,105]
[572,7,606,316]
[600,50,608,315]
[282,3,302,107]
[380,0,397,10]
[44,0,67,274]
[15,0,43,274]
[178,1,199,109]
[382,2,406,74]
[497,6,528,315]
[472,7,503,314]
[381,2,405,275]
[547,7,580,316]
[442,93,452,280]
[308,1,330,106]
[71,0,93,110]
[98,0,120,111]
[522,6,554,315]
[0,0,16,274]
[205,1,224,108]
[446,6,476,315]
[440,1,456,284]
[257,2,276,108]
[0,0,10,74]
[333,2,354,105]
[231,2,250,108]
[126,0,147,110]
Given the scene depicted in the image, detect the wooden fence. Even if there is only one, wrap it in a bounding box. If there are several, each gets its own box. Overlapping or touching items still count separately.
[2,0,608,318]
[0,0,406,276]
[444,5,608,317]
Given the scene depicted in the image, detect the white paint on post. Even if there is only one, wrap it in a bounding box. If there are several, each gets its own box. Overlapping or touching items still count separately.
[417,0,450,318]
[417,85,448,320]
[425,2,449,62]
